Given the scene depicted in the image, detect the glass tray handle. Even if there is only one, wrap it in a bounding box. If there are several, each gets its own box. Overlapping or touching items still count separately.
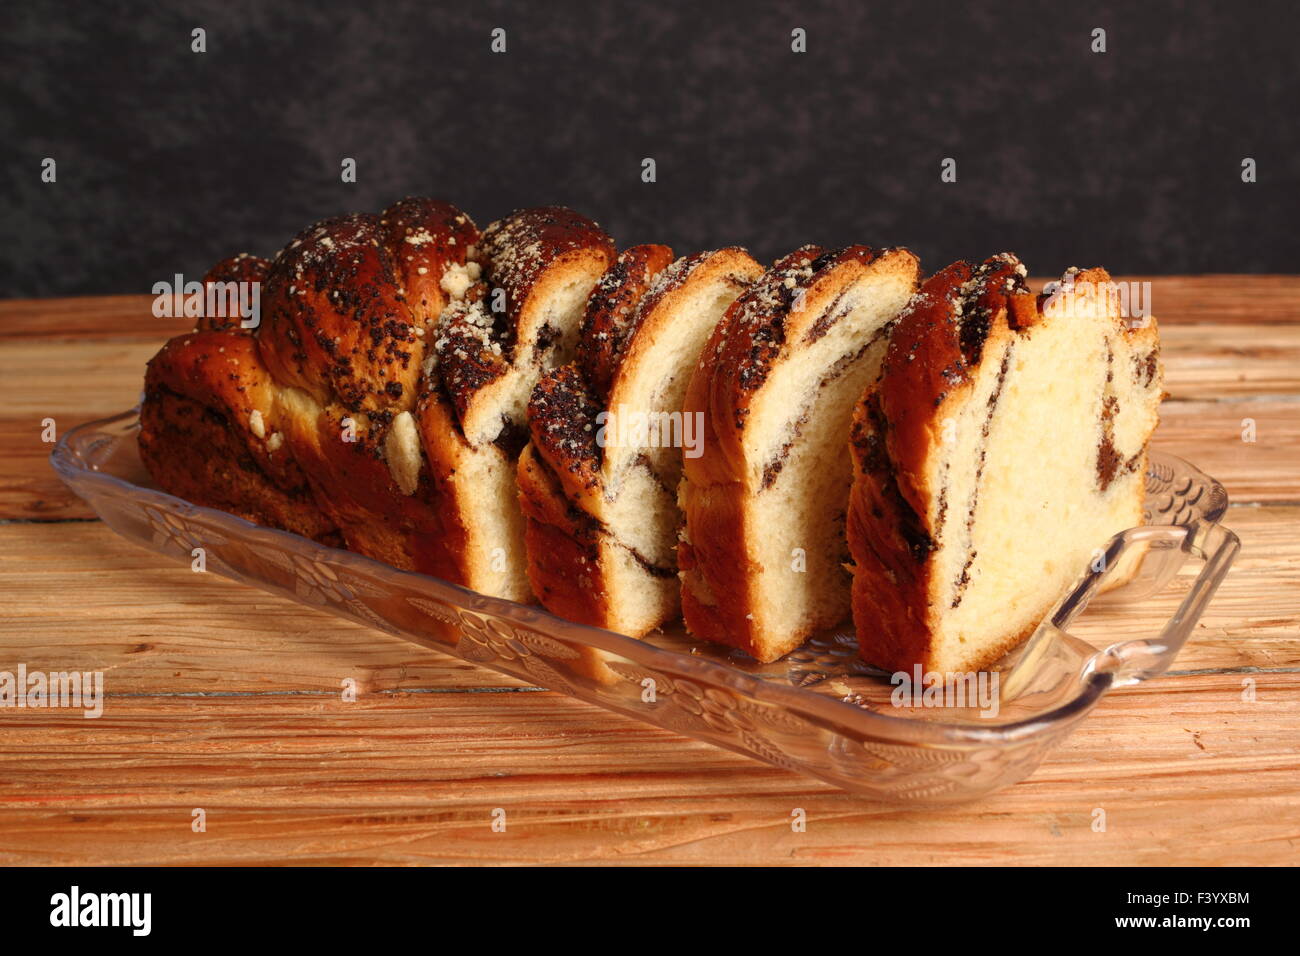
[1089,520,1241,687]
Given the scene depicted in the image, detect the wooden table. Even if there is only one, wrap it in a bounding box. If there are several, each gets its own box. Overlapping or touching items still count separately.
[1,280,1296,866]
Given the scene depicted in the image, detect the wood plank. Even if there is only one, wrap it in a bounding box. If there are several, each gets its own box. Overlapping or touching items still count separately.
[0,339,160,419]
[0,506,1295,864]
[0,523,537,694]
[1160,323,1300,398]
[1067,504,1300,667]
[0,295,191,342]
[0,336,162,521]
[1153,401,1300,504]
[0,672,1294,865]
[1113,275,1300,326]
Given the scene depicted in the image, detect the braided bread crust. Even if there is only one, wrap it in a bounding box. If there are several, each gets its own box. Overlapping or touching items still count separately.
[140,328,339,543]
[142,198,484,579]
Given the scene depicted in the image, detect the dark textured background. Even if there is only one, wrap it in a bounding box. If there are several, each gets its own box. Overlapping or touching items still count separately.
[3,0,1297,296]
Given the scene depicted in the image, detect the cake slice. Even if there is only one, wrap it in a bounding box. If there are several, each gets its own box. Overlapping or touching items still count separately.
[417,206,616,601]
[519,245,762,637]
[678,245,921,662]
[847,255,1163,674]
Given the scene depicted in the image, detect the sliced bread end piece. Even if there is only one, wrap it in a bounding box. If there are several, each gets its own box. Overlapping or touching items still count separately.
[848,257,1163,674]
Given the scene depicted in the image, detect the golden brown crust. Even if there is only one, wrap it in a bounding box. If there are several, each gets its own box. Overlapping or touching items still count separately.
[676,470,756,647]
[139,331,337,542]
[145,331,276,432]
[577,244,675,400]
[408,388,478,582]
[847,255,1033,672]
[520,248,673,629]
[203,253,270,287]
[254,201,481,574]
[380,196,480,324]
[138,391,339,545]
[692,246,823,481]
[875,254,1029,520]
[434,206,615,443]
[684,245,917,493]
[276,201,483,575]
[257,211,432,415]
[524,247,763,637]
[845,389,932,672]
[517,441,608,625]
[870,259,969,512]
[140,198,496,588]
[526,362,606,516]
[432,298,513,433]
[197,254,270,332]
[517,442,629,682]
[402,207,614,604]
[606,247,762,428]
[526,246,773,515]
[477,206,617,324]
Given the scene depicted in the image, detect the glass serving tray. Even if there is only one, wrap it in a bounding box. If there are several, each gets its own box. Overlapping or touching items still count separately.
[52,409,1240,803]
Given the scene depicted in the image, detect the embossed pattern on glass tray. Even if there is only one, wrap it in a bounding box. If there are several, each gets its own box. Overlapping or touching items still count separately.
[52,410,1239,803]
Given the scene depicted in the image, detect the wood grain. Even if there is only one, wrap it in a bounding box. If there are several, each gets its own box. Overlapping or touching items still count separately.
[0,285,1296,866]
[0,672,1295,865]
